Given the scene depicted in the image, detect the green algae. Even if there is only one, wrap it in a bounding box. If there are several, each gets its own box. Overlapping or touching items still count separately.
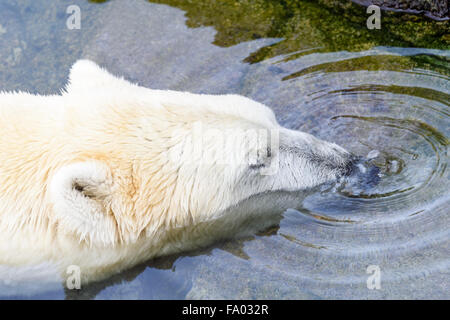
[149,0,449,64]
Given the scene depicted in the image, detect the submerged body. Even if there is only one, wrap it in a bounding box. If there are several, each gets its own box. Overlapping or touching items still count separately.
[0,60,354,284]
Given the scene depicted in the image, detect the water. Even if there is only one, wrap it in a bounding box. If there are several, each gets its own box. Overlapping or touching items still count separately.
[0,0,448,299]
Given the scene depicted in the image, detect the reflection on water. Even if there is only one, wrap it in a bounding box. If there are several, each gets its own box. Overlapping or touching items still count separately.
[0,0,448,299]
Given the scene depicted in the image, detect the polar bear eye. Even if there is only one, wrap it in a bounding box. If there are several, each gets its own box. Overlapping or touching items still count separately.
[249,163,265,170]
[249,147,272,170]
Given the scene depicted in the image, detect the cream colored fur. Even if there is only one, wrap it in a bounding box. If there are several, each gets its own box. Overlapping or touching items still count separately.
[0,60,351,285]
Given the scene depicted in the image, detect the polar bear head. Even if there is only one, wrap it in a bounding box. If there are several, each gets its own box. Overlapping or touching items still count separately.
[49,60,357,249]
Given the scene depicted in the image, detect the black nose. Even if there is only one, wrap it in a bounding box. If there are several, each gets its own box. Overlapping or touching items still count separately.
[343,155,362,176]
[344,156,380,187]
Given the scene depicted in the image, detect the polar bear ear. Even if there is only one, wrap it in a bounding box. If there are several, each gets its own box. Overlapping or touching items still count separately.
[49,161,118,246]
[64,59,133,94]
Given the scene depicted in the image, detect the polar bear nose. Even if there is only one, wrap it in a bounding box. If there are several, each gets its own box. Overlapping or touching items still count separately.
[344,156,381,187]
[343,155,361,176]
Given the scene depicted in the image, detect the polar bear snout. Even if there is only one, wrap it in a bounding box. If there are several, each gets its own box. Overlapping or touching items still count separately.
[273,128,355,189]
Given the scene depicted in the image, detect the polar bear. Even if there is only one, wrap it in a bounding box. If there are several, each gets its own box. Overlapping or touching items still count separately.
[0,60,357,286]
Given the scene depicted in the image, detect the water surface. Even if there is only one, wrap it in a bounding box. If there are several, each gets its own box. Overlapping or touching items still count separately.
[0,0,448,299]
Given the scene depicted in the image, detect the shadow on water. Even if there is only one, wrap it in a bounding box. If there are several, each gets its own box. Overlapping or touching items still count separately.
[65,229,278,300]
